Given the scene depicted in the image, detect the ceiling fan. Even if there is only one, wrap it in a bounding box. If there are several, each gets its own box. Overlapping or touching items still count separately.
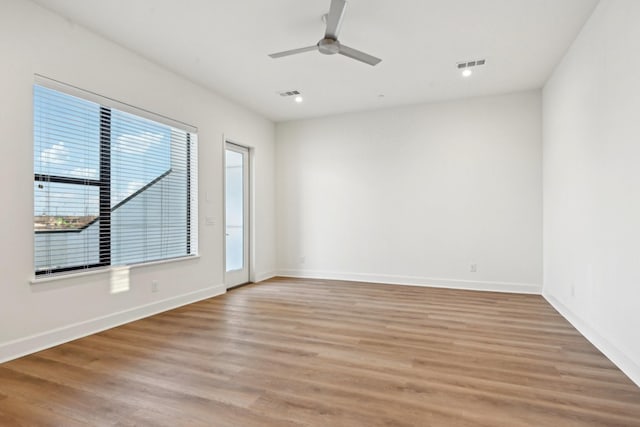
[268,0,382,66]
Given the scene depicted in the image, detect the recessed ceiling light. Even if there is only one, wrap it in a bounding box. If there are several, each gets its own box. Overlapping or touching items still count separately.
[294,95,303,103]
[462,68,472,77]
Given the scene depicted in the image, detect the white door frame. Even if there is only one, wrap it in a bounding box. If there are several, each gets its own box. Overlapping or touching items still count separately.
[223,139,252,288]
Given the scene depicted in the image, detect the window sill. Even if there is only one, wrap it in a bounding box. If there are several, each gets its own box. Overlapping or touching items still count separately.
[30,255,201,285]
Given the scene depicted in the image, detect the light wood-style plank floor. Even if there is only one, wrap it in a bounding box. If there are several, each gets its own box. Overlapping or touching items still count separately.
[1,277,639,426]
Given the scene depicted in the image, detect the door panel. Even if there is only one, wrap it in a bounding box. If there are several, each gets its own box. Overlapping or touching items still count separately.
[225,143,249,287]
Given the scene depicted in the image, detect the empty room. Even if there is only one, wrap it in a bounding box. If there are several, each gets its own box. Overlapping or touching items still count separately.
[1,0,639,425]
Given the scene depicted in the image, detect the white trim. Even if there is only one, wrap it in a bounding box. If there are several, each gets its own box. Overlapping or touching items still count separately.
[223,139,252,288]
[543,292,640,388]
[221,133,228,283]
[277,269,541,294]
[31,255,201,284]
[0,284,225,364]
[254,271,277,283]
[248,146,257,284]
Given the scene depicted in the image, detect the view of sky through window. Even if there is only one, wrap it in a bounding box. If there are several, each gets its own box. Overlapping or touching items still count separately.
[34,86,171,224]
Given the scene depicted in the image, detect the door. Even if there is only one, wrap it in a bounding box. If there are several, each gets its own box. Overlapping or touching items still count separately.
[225,142,250,288]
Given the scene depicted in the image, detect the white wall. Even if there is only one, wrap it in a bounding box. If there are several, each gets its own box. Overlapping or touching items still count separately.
[0,0,276,361]
[543,0,640,386]
[276,91,542,293]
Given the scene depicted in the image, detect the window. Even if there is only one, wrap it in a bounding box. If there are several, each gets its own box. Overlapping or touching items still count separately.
[34,81,198,277]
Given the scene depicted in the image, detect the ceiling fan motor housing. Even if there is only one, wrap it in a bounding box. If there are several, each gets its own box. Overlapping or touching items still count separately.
[268,0,381,65]
[318,38,340,55]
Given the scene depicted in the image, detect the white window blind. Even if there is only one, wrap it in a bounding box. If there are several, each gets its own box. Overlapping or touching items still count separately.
[34,81,198,277]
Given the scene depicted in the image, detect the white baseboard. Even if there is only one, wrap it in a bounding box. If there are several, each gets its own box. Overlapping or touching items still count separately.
[0,284,226,364]
[277,269,541,294]
[254,271,277,283]
[543,292,640,388]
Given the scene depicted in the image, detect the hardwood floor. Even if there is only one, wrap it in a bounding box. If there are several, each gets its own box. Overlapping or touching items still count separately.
[1,277,639,426]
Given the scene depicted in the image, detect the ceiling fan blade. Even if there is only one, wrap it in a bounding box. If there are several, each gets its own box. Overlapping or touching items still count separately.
[338,44,382,66]
[269,45,318,59]
[324,0,347,40]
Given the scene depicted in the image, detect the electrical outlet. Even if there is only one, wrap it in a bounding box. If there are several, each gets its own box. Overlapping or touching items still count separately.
[151,280,159,293]
[470,264,477,273]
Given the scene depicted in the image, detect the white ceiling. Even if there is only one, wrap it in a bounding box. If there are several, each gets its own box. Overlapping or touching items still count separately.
[32,0,598,122]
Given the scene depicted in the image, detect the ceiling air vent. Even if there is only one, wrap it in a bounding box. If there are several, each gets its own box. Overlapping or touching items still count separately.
[457,59,486,69]
[278,90,301,97]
